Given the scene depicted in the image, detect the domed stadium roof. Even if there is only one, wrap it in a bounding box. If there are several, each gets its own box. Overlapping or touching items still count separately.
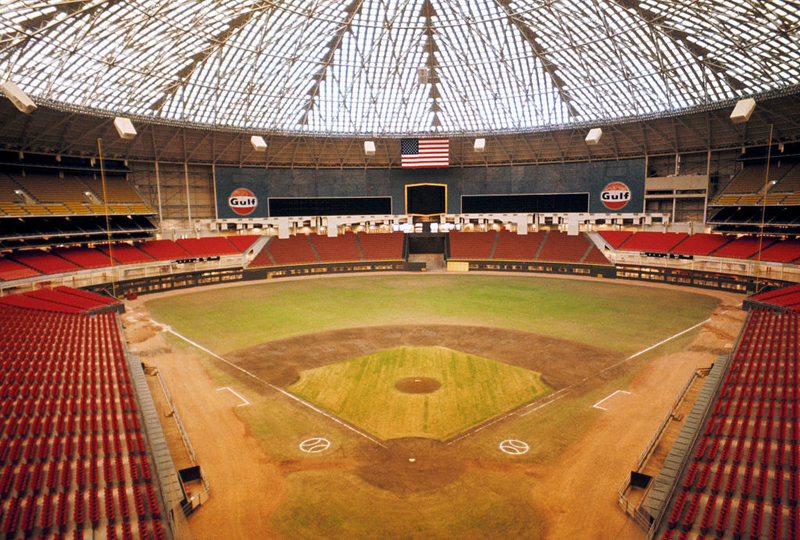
[1,0,799,136]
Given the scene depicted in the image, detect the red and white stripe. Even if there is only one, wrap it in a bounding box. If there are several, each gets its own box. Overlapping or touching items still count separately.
[402,138,449,168]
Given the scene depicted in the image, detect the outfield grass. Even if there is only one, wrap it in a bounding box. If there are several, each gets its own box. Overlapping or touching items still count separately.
[288,346,550,440]
[146,274,719,355]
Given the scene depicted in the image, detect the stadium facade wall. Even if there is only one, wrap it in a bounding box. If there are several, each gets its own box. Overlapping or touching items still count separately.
[213,159,646,219]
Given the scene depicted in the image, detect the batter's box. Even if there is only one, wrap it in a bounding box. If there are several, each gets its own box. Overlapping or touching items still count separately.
[593,390,631,411]
[216,386,250,407]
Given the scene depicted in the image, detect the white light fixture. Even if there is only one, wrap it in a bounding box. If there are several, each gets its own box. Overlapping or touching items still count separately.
[364,141,376,155]
[474,138,486,153]
[730,98,756,123]
[585,127,602,146]
[1,81,36,114]
[250,135,267,152]
[113,117,137,139]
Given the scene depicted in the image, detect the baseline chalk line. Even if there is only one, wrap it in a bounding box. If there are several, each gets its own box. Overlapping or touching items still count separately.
[217,387,250,407]
[593,390,631,411]
[153,319,386,447]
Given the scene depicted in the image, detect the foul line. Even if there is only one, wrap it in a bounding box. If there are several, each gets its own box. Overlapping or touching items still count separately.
[217,387,250,407]
[448,389,568,445]
[519,389,568,416]
[627,318,711,361]
[154,320,386,447]
[596,317,712,377]
[593,390,631,411]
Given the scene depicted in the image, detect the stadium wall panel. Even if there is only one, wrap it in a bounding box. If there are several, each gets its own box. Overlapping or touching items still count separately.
[214,159,646,219]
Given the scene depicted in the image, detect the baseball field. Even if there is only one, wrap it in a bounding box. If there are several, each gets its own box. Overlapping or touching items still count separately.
[139,273,733,539]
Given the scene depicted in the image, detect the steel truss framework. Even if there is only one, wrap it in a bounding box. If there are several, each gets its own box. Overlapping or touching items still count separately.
[1,0,799,136]
[1,93,799,169]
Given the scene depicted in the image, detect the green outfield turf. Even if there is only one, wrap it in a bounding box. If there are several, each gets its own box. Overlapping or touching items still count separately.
[288,346,550,440]
[146,274,719,355]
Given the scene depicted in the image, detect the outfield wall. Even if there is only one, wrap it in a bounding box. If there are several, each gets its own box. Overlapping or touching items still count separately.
[75,259,795,299]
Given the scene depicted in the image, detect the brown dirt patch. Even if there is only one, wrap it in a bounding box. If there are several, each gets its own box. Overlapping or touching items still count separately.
[227,324,623,390]
[395,377,441,394]
[355,438,467,494]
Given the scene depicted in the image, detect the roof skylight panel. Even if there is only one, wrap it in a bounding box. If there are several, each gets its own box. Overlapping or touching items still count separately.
[704,69,736,102]
[1,5,53,30]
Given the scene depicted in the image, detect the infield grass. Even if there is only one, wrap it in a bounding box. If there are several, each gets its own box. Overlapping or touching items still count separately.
[146,274,719,355]
[288,346,550,440]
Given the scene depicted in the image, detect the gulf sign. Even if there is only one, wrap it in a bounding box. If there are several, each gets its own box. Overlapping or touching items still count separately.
[600,182,631,211]
[228,188,257,216]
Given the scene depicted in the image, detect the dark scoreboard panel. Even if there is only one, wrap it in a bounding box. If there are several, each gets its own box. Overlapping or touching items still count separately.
[406,184,447,216]
[268,197,391,217]
[462,193,589,214]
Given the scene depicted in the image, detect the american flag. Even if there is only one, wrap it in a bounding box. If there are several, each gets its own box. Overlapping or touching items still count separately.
[401,138,449,168]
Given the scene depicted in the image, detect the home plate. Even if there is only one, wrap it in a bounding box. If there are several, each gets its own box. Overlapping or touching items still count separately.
[593,390,631,411]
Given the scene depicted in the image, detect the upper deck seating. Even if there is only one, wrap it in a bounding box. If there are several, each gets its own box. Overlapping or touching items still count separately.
[0,173,24,202]
[82,174,147,204]
[0,202,26,216]
[721,163,792,195]
[771,163,800,193]
[12,172,92,203]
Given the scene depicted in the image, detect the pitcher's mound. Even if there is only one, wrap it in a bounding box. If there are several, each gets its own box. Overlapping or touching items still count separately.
[395,377,441,394]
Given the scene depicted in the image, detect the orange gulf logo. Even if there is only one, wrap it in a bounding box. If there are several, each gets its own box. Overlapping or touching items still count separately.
[228,188,257,215]
[600,182,631,210]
